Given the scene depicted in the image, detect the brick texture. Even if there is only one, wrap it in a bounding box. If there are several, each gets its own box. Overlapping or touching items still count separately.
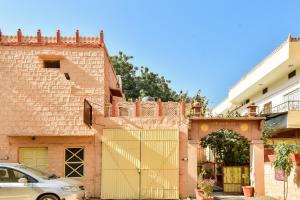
[0,46,106,136]
[0,44,119,198]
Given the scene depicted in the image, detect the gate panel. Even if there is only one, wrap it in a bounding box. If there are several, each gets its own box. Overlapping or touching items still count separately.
[101,129,179,199]
[19,147,48,172]
[141,129,179,199]
[101,129,140,199]
[223,166,250,193]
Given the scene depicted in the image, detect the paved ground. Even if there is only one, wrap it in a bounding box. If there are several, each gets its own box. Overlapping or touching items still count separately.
[89,193,278,200]
[213,192,244,200]
[183,193,279,200]
[212,193,278,200]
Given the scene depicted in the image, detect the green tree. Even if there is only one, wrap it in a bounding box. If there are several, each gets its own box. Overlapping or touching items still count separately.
[272,143,293,200]
[136,66,180,101]
[111,52,181,101]
[200,129,250,165]
[110,52,139,100]
[110,51,210,116]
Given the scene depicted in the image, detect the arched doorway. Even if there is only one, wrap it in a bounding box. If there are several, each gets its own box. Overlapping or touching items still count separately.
[187,117,265,197]
[200,128,250,193]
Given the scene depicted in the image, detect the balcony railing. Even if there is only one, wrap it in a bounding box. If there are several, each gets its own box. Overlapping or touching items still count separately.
[262,101,300,114]
[105,100,184,117]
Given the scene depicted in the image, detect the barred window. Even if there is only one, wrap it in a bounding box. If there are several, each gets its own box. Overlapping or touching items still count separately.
[65,148,84,177]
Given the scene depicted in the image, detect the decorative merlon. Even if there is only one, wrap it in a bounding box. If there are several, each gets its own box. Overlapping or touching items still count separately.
[0,29,105,47]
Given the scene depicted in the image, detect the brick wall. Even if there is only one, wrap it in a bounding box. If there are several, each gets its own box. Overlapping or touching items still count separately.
[0,45,106,136]
[9,136,97,197]
[264,163,300,200]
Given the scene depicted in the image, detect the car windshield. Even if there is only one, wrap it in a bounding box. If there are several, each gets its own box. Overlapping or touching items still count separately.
[17,165,59,180]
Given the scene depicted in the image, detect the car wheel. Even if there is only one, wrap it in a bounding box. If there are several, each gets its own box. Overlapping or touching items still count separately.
[38,194,59,200]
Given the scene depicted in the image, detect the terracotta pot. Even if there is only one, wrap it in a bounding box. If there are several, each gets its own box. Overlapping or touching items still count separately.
[242,186,254,197]
[194,189,214,200]
[274,169,290,181]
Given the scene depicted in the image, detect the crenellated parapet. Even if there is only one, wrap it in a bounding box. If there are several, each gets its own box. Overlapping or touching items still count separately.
[0,29,105,47]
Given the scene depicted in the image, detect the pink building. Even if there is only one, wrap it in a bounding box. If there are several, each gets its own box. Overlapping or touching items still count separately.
[0,29,265,199]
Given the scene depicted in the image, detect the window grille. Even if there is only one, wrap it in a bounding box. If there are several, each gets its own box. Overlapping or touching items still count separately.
[65,148,84,177]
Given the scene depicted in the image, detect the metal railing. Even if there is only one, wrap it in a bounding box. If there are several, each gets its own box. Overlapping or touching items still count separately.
[262,101,300,114]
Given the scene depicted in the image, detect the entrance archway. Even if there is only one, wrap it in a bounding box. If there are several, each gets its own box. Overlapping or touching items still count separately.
[187,117,265,197]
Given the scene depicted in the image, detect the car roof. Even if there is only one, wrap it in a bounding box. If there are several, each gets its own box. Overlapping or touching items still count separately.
[0,163,23,167]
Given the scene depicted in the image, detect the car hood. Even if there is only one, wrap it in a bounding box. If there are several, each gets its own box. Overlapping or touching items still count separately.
[48,177,83,187]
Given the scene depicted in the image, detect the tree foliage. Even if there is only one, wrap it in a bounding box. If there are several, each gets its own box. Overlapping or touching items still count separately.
[262,121,276,143]
[110,52,139,100]
[200,129,250,166]
[272,143,293,200]
[272,143,293,174]
[111,52,180,101]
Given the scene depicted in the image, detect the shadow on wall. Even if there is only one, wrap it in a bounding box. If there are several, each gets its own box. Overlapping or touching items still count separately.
[60,59,100,88]
[0,59,100,135]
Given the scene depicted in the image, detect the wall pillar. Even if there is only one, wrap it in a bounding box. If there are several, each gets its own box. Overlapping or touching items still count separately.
[250,139,265,196]
[187,140,198,197]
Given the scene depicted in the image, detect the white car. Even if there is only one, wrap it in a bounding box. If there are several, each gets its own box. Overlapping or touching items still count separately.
[0,163,86,200]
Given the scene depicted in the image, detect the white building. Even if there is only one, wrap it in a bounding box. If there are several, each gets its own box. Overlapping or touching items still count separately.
[213,34,300,119]
[213,34,300,200]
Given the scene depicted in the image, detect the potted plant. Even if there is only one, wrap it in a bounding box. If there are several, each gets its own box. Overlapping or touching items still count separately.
[242,186,254,197]
[191,90,209,117]
[272,143,293,200]
[195,170,215,200]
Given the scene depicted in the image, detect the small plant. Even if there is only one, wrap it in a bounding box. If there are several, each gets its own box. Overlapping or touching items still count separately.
[262,122,276,143]
[197,169,215,198]
[272,143,293,200]
[192,90,209,116]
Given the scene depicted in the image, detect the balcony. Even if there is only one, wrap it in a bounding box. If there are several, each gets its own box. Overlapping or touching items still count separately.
[262,101,300,129]
[262,101,300,115]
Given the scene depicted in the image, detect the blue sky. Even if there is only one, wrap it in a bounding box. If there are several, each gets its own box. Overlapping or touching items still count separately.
[1,0,300,107]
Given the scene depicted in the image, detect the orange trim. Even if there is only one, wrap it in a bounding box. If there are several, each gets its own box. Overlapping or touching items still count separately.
[0,42,102,48]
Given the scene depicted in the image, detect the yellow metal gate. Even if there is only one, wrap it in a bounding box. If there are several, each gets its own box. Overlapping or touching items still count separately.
[223,166,250,193]
[19,147,48,172]
[101,129,179,199]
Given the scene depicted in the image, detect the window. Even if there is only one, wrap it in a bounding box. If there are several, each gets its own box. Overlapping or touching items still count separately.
[0,168,10,182]
[64,73,70,80]
[0,167,36,183]
[263,101,272,114]
[44,60,60,68]
[262,87,268,94]
[288,70,296,79]
[84,99,92,127]
[65,148,84,177]
[242,99,250,106]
